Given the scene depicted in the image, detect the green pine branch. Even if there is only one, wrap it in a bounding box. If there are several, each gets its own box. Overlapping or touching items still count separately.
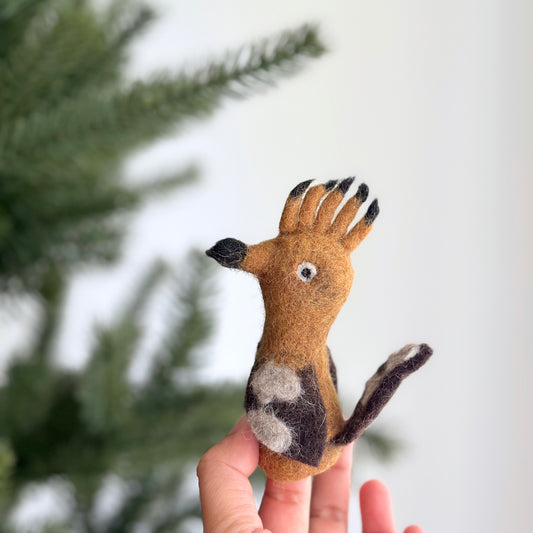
[0,0,45,58]
[143,252,215,404]
[103,475,157,533]
[121,384,243,472]
[0,2,155,120]
[129,164,199,200]
[79,324,139,436]
[0,8,325,293]
[78,260,168,436]
[0,440,15,503]
[33,264,66,362]
[1,24,325,162]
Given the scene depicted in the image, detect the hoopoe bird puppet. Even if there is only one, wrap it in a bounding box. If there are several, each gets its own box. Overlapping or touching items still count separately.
[206,178,432,482]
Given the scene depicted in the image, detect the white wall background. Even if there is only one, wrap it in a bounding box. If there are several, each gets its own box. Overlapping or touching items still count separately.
[3,1,532,532]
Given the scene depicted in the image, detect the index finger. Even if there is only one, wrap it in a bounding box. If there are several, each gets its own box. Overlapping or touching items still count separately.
[197,416,267,533]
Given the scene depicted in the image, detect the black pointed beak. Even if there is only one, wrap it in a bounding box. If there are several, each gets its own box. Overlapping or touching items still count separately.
[205,238,248,269]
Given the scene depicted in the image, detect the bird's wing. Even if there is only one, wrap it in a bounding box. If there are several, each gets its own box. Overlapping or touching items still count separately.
[245,363,327,467]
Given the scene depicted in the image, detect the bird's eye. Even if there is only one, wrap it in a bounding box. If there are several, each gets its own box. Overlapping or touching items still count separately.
[296,261,317,283]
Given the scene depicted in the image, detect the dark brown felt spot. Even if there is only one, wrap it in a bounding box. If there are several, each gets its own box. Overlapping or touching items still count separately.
[245,364,327,467]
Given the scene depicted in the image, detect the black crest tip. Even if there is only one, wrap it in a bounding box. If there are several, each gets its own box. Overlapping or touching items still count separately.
[364,199,379,225]
[355,183,369,202]
[324,179,338,191]
[337,176,355,195]
[290,179,313,199]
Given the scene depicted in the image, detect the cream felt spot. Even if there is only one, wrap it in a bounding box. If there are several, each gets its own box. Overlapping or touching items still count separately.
[247,409,293,454]
[404,344,421,361]
[251,361,302,405]
[386,343,421,367]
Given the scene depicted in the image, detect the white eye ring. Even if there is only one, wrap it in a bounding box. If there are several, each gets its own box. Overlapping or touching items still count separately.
[296,261,317,283]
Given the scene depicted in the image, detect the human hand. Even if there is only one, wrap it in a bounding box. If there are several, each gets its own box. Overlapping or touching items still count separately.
[197,416,423,533]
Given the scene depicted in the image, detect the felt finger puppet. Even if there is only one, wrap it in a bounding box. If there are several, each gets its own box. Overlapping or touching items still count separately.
[206,178,433,482]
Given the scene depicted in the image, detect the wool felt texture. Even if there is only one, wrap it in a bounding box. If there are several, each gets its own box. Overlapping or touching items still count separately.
[206,178,433,482]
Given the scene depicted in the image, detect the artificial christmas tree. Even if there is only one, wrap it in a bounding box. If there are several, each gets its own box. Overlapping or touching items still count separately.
[0,1,326,530]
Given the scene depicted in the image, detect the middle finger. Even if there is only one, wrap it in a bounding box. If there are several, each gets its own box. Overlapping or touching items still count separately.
[259,476,312,533]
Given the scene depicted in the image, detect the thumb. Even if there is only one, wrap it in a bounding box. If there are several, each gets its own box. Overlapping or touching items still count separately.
[197,416,264,533]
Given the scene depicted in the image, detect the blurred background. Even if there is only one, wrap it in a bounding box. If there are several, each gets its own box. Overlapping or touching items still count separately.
[0,0,531,532]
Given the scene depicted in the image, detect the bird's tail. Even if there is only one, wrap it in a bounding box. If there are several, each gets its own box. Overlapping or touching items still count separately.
[331,344,433,445]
